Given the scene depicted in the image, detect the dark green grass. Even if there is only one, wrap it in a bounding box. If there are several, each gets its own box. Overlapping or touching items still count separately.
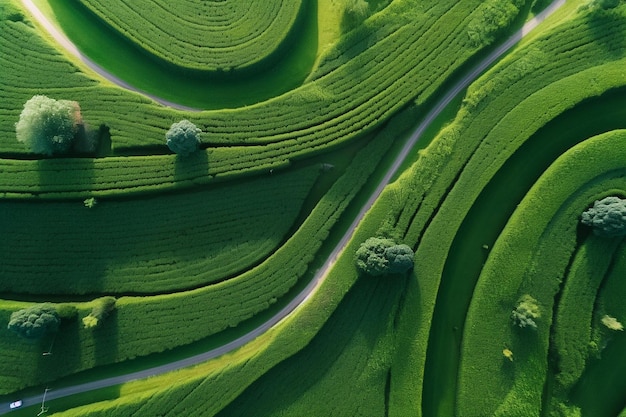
[215,274,407,417]
[76,0,305,73]
[457,130,626,417]
[47,0,318,109]
[570,243,626,417]
[0,166,320,295]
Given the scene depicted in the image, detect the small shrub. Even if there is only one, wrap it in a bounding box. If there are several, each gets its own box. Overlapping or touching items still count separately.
[511,294,541,330]
[580,196,626,237]
[166,120,201,156]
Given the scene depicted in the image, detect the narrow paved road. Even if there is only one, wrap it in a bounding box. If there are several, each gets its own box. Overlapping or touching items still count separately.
[1,0,565,413]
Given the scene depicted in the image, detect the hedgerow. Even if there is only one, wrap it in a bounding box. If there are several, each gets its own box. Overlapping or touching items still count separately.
[76,0,305,73]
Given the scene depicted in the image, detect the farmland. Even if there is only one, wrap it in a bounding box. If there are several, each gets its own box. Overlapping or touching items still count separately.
[1,0,625,416]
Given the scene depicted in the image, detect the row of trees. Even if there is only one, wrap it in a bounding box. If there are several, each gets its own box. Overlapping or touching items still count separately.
[15,95,202,157]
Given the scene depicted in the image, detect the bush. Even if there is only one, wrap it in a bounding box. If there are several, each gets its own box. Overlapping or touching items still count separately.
[511,294,541,330]
[580,196,626,237]
[166,120,201,156]
[82,296,117,329]
[15,95,82,155]
[7,303,60,339]
[355,237,415,276]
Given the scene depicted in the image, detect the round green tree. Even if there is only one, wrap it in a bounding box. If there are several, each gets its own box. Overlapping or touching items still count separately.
[355,237,415,276]
[166,120,202,156]
[15,95,82,155]
[7,303,60,339]
[581,196,626,237]
[82,296,117,329]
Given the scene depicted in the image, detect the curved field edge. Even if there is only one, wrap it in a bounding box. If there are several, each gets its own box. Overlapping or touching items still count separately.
[36,0,318,110]
[11,1,592,414]
[74,0,306,73]
[0,115,399,394]
[458,130,626,417]
[1,0,620,412]
[2,0,533,181]
[5,156,398,417]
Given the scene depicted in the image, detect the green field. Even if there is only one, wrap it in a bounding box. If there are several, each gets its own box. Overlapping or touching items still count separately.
[1,0,625,415]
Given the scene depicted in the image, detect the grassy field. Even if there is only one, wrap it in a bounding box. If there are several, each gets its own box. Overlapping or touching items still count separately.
[1,0,625,415]
[75,0,306,73]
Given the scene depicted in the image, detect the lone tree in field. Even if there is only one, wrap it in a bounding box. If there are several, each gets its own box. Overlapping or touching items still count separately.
[15,95,82,155]
[166,120,202,156]
[82,296,117,329]
[7,303,60,339]
[355,237,414,276]
[580,196,626,237]
[511,294,541,330]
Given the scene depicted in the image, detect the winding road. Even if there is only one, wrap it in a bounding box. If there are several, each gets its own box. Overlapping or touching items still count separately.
[1,0,565,413]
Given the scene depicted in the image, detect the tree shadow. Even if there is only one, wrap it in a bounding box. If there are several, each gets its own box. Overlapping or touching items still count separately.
[584,6,626,59]
[174,149,210,185]
[36,318,82,386]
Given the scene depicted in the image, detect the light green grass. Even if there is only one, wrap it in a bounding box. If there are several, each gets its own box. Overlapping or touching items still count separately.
[458,130,626,417]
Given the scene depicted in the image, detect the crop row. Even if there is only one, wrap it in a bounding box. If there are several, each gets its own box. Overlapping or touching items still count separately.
[458,130,626,417]
[0,0,524,200]
[0,166,319,295]
[366,6,626,414]
[41,4,626,416]
[0,118,396,393]
[76,0,305,72]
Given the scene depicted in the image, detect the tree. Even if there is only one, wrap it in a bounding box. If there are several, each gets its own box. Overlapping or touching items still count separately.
[15,95,82,155]
[7,303,60,339]
[166,120,202,156]
[82,296,117,329]
[580,196,626,237]
[511,294,541,330]
[355,237,415,276]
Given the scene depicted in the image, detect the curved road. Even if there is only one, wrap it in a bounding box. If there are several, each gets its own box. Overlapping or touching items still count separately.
[1,0,565,413]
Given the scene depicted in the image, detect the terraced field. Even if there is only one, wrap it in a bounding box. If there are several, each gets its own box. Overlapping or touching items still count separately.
[1,0,625,416]
[76,0,306,73]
